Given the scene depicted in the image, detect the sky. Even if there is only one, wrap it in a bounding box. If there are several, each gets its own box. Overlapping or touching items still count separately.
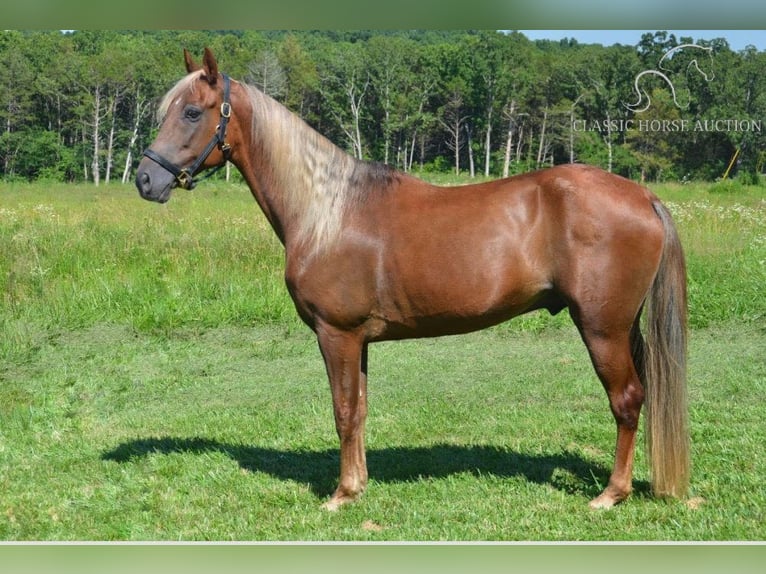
[519,30,766,51]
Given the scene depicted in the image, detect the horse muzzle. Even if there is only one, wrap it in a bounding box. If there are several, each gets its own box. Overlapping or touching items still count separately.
[135,158,176,204]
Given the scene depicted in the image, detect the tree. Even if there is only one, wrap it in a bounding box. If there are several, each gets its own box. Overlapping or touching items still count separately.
[278,34,319,120]
[68,31,120,185]
[0,32,35,176]
[247,50,287,100]
[708,44,766,180]
[439,85,469,176]
[397,42,439,172]
[434,39,476,175]
[119,36,164,184]
[316,41,370,159]
[495,33,536,177]
[471,31,516,177]
[0,30,764,184]
[626,88,684,181]
[366,35,418,166]
[573,45,640,174]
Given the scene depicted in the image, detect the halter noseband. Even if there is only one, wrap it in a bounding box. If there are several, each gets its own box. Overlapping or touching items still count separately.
[143,73,232,191]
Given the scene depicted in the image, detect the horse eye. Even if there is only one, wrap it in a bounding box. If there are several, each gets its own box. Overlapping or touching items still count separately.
[184,107,202,121]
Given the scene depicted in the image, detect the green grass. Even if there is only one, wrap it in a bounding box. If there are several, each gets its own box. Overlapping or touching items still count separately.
[0,182,293,361]
[1,178,765,540]
[1,323,764,540]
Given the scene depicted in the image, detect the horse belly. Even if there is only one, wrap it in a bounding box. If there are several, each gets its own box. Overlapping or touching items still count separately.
[375,233,553,339]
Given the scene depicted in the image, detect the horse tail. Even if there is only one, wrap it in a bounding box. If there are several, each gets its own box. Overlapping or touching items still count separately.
[633,200,690,498]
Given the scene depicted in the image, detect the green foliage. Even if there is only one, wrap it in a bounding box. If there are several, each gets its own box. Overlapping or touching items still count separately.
[736,169,762,186]
[2,130,78,181]
[708,173,763,194]
[1,30,764,184]
[709,179,745,194]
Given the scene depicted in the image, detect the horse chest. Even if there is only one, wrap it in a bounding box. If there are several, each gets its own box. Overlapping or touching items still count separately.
[284,248,380,330]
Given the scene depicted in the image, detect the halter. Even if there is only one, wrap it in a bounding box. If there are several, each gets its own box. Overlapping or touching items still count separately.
[143,73,232,190]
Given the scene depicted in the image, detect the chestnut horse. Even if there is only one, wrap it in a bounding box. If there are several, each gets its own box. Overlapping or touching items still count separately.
[136,48,689,510]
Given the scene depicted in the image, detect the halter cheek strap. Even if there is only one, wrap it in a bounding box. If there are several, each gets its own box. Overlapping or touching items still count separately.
[143,73,232,190]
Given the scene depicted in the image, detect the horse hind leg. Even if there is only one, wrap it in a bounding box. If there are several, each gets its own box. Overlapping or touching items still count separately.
[573,314,646,509]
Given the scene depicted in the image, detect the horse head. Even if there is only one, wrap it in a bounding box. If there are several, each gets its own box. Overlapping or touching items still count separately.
[136,48,235,203]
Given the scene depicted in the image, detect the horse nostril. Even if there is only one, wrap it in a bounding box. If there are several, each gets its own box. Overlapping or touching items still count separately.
[137,171,151,195]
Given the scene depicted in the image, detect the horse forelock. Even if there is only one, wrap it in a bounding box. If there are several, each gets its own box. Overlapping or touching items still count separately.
[157,70,205,122]
[242,83,395,251]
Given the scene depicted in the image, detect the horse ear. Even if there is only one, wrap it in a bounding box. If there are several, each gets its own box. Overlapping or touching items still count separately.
[201,47,219,86]
[184,49,200,74]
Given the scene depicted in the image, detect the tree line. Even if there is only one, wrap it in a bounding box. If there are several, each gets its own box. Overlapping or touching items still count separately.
[1,29,764,185]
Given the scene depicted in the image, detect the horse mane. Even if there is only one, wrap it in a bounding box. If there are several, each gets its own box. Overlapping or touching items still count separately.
[242,83,399,250]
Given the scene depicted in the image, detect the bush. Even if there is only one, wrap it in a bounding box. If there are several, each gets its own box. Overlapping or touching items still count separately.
[420,155,450,173]
[709,179,744,194]
[737,169,762,186]
[2,130,79,181]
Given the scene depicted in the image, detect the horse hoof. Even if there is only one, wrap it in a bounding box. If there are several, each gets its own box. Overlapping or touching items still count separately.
[321,489,362,511]
[588,494,617,509]
[321,499,342,512]
[589,486,630,509]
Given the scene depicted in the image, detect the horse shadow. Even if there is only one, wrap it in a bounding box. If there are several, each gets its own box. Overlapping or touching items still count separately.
[102,437,651,502]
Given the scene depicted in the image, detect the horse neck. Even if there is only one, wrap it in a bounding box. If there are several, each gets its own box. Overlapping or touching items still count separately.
[233,83,359,253]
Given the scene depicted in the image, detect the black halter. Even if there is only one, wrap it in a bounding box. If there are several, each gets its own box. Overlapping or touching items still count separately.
[143,74,232,190]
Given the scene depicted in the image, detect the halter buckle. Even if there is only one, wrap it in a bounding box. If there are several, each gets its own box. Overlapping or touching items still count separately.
[176,170,194,190]
[220,102,231,119]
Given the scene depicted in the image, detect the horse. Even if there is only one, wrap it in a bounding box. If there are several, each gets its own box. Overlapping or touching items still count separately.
[136,48,689,510]
[625,43,715,113]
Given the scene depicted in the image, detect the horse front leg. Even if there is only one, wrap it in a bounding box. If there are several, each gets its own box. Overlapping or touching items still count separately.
[316,323,369,511]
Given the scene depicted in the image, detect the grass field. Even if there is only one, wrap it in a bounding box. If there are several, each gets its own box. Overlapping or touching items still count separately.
[1,176,765,541]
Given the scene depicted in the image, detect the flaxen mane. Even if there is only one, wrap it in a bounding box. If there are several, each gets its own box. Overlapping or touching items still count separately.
[243,84,399,250]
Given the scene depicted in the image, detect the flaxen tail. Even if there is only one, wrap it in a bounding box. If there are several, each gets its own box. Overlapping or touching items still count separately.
[633,201,689,498]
